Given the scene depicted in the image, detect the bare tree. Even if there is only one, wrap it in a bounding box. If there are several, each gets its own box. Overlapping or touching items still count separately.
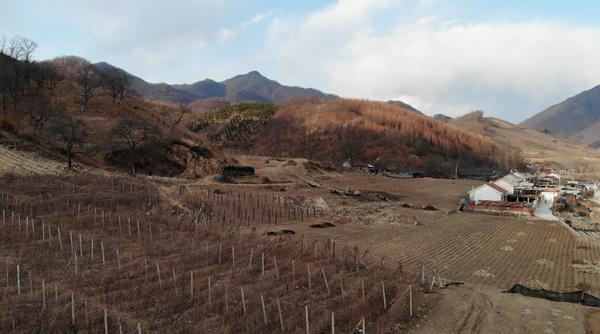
[50,55,90,66]
[32,62,58,89]
[28,97,57,139]
[110,119,158,175]
[170,102,190,136]
[0,37,41,114]
[74,65,101,112]
[47,111,88,171]
[101,67,132,103]
[0,58,15,114]
[6,61,26,113]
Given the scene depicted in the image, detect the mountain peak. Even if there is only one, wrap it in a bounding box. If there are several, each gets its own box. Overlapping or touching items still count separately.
[521,85,600,145]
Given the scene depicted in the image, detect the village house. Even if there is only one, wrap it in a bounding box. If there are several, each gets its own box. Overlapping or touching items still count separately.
[468,182,511,202]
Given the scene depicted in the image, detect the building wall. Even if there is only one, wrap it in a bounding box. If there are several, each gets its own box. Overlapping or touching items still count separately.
[464,203,534,216]
[540,191,558,203]
[469,186,503,201]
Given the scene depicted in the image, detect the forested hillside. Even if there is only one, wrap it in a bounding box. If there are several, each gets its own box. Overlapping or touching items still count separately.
[187,100,519,177]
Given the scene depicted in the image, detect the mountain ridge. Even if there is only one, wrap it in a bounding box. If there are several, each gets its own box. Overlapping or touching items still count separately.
[521,85,600,146]
[93,63,338,106]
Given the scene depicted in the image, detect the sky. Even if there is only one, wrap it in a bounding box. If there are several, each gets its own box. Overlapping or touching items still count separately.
[3,0,600,122]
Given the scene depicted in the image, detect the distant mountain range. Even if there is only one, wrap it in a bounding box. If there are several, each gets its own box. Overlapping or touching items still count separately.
[521,85,600,147]
[94,62,429,115]
[94,62,337,107]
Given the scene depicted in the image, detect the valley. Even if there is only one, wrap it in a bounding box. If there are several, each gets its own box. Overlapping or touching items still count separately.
[1,33,600,333]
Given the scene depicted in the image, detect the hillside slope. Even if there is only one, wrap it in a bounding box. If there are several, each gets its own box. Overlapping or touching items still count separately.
[521,85,600,145]
[451,111,600,177]
[186,100,517,177]
[0,55,226,178]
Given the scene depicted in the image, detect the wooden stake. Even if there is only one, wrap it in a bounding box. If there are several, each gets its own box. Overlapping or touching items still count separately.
[190,271,194,300]
[277,299,284,332]
[362,316,366,334]
[16,264,20,295]
[208,276,212,303]
[260,294,267,324]
[79,233,83,257]
[101,242,106,266]
[231,247,235,272]
[41,279,46,310]
[58,227,63,251]
[172,268,177,295]
[321,268,330,294]
[225,285,229,312]
[305,305,310,334]
[307,264,311,290]
[409,285,413,317]
[361,278,365,301]
[70,231,74,254]
[382,281,387,310]
[156,263,162,287]
[116,249,121,271]
[331,312,335,334]
[104,308,108,334]
[241,287,246,315]
[71,292,75,325]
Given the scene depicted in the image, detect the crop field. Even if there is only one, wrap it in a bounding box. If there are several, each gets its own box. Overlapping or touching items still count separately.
[0,146,64,176]
[269,203,600,298]
[0,174,428,333]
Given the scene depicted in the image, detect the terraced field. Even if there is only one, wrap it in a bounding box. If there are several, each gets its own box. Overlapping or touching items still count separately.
[264,205,600,297]
[0,146,64,175]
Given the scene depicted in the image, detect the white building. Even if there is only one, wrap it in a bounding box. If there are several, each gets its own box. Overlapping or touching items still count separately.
[494,174,525,194]
[468,183,510,202]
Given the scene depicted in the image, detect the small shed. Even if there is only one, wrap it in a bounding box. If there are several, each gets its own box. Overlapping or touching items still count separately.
[220,165,255,177]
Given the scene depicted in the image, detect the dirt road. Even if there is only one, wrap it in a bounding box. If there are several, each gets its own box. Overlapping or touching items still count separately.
[412,284,591,334]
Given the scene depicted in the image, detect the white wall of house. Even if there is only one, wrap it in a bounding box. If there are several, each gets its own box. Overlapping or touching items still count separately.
[540,191,557,203]
[469,185,504,201]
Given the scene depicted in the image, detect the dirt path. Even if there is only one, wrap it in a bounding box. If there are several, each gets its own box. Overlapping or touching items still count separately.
[412,284,590,334]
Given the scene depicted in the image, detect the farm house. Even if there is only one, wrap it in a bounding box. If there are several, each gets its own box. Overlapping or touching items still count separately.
[468,182,510,202]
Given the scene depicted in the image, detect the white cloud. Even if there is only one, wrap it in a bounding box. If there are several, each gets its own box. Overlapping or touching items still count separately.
[58,0,244,81]
[219,11,275,44]
[262,0,600,122]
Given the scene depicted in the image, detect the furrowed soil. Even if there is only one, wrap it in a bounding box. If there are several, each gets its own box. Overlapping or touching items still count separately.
[2,152,600,333]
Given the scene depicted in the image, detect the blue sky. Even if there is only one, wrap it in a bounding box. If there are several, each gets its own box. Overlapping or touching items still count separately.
[3,0,600,122]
